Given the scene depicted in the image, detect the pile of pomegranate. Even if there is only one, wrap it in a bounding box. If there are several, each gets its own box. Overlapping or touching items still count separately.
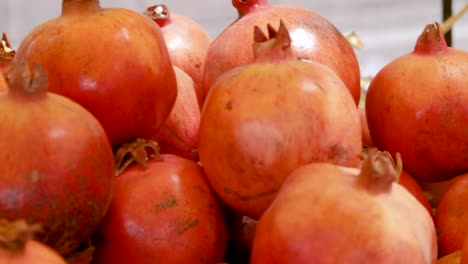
[0,0,467,263]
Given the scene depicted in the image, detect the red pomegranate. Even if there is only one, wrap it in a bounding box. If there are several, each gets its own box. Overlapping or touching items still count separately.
[199,21,361,219]
[251,149,437,263]
[0,63,114,255]
[12,0,177,147]
[203,0,360,104]
[365,22,468,182]
[435,172,468,257]
[144,4,211,98]
[92,141,228,263]
[151,66,201,161]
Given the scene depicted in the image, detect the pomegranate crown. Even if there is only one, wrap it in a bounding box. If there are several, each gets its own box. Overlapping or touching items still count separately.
[0,33,15,60]
[253,20,294,62]
[143,4,172,26]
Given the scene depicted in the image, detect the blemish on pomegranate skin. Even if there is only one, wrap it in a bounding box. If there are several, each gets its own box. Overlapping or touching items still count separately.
[155,197,178,212]
[175,218,200,236]
[225,100,233,110]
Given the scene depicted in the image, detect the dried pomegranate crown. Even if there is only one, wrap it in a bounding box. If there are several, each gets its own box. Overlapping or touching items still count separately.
[253,20,294,62]
[0,33,15,60]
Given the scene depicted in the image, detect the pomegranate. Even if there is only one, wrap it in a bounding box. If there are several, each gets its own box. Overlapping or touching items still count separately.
[12,0,177,147]
[435,172,468,257]
[0,219,66,264]
[199,22,361,219]
[151,66,201,161]
[203,0,360,105]
[0,33,14,72]
[251,149,437,263]
[0,63,115,255]
[365,22,468,182]
[144,4,211,99]
[92,140,228,263]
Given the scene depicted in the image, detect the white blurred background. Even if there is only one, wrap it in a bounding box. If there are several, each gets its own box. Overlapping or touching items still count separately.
[1,0,467,77]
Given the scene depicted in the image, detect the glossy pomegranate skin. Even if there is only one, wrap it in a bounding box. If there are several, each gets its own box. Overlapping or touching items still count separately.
[203,2,361,104]
[0,66,115,255]
[435,173,468,257]
[92,155,228,264]
[13,1,177,147]
[145,4,211,94]
[365,24,468,182]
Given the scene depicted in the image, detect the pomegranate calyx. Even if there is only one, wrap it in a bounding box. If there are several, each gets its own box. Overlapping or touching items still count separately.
[143,4,172,27]
[61,0,101,16]
[253,20,294,63]
[8,63,49,97]
[358,148,402,194]
[114,138,163,176]
[233,0,271,18]
[0,219,42,252]
[414,22,448,54]
[0,33,15,61]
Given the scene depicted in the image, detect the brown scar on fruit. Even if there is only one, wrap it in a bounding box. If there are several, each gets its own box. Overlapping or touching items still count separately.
[225,100,233,110]
[175,218,200,236]
[155,197,178,212]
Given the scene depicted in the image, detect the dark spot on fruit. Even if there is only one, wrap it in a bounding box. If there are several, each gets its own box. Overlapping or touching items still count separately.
[175,219,200,236]
[155,197,178,212]
[225,100,233,111]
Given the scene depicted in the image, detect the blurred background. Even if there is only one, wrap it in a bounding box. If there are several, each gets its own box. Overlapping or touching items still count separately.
[0,0,467,77]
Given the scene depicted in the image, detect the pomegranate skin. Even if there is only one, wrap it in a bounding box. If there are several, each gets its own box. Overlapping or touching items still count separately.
[13,3,177,147]
[463,236,468,264]
[365,24,468,182]
[251,156,437,264]
[203,4,361,104]
[435,173,468,257]
[151,67,201,161]
[145,4,211,94]
[199,58,361,219]
[0,65,115,256]
[399,170,433,217]
[92,154,228,264]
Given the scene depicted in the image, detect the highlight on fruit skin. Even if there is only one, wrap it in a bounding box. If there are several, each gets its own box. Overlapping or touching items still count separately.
[202,0,361,105]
